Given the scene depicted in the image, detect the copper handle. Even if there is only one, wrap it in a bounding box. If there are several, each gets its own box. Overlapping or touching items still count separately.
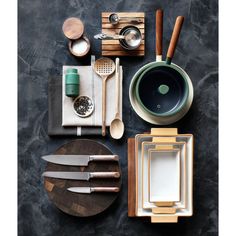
[91,187,120,192]
[166,16,184,64]
[156,10,163,58]
[90,172,120,178]
[90,155,119,161]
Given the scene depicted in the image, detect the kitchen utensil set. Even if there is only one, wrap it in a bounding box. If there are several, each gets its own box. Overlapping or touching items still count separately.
[95,26,142,50]
[94,57,124,138]
[127,128,193,223]
[42,154,120,193]
[45,9,195,221]
[100,12,145,56]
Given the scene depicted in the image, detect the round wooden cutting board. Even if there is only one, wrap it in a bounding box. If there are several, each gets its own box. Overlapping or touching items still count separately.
[43,139,122,217]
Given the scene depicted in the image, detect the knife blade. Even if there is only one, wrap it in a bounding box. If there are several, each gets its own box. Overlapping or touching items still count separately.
[42,171,120,180]
[41,154,119,166]
[67,187,120,193]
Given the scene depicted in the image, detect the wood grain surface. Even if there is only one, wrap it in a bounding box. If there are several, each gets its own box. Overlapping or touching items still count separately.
[101,12,145,56]
[156,10,163,56]
[128,138,136,217]
[44,139,122,217]
[62,17,84,40]
[166,16,184,60]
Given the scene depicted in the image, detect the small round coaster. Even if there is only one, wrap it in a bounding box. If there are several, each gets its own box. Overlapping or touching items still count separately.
[62,17,84,40]
[73,95,94,118]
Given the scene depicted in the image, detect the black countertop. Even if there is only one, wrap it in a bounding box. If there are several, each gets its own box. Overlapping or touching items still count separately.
[18,0,218,235]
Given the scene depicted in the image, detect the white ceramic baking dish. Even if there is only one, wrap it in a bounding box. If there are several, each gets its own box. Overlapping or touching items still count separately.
[148,148,181,202]
[142,142,186,210]
[135,133,193,218]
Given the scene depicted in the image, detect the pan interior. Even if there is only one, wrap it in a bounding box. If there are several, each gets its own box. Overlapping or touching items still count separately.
[138,66,187,114]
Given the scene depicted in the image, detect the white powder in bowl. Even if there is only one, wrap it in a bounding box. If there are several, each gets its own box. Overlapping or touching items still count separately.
[71,39,88,55]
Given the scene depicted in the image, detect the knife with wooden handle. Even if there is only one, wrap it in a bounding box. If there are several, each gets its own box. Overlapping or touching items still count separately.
[42,171,120,180]
[41,154,119,166]
[67,187,120,193]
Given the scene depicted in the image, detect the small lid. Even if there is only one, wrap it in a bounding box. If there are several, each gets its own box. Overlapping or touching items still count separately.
[66,68,78,74]
[62,17,84,40]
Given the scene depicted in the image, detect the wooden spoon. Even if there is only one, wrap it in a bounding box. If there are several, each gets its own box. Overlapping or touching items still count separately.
[94,58,115,136]
[110,58,124,139]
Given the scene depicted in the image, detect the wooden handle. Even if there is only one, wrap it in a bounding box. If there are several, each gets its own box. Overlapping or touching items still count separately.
[115,58,120,115]
[166,16,184,64]
[152,207,176,214]
[151,215,178,223]
[102,78,107,136]
[90,172,120,178]
[91,187,120,192]
[151,128,178,135]
[156,10,163,58]
[90,155,119,161]
[155,201,174,207]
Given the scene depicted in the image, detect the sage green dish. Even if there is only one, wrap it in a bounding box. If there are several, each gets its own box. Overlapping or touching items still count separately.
[135,62,190,117]
[129,61,193,125]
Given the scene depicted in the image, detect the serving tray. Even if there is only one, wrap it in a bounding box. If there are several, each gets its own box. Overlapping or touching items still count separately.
[43,139,122,217]
[101,12,145,56]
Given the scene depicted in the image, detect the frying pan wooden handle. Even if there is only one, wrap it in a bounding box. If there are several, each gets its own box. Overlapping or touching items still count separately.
[166,16,184,64]
[156,10,163,60]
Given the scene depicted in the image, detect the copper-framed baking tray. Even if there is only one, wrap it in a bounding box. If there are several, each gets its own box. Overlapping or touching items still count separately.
[135,128,193,222]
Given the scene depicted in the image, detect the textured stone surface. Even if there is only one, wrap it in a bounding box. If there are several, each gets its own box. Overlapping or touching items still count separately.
[18,0,218,235]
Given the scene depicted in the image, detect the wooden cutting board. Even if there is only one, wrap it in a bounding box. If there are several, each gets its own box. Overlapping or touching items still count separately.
[101,12,145,56]
[44,139,122,217]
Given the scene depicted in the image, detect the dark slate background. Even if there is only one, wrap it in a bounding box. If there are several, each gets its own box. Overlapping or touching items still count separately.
[18,0,218,235]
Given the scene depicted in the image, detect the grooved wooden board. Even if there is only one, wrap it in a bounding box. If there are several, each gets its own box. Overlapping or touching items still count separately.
[102,12,145,56]
[44,139,122,217]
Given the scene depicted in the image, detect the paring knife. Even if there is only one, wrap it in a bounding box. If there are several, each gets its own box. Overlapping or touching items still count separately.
[42,171,120,180]
[41,154,119,166]
[67,187,120,193]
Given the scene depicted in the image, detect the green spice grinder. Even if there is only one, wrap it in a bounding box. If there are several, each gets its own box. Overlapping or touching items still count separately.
[65,68,80,97]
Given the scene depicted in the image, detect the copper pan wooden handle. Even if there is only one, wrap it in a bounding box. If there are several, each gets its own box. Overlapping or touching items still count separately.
[166,16,184,64]
[156,9,163,60]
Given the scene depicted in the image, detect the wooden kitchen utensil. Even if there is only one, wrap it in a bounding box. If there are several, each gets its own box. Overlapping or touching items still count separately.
[94,58,115,136]
[110,58,124,139]
[43,139,122,217]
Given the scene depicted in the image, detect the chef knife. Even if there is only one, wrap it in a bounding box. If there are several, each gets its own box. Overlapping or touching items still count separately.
[41,154,119,166]
[67,187,120,193]
[42,171,120,180]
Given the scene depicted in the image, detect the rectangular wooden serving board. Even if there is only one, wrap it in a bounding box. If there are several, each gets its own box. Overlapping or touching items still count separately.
[101,12,145,56]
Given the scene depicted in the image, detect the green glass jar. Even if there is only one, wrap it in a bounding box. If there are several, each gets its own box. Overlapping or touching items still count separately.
[65,68,80,97]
